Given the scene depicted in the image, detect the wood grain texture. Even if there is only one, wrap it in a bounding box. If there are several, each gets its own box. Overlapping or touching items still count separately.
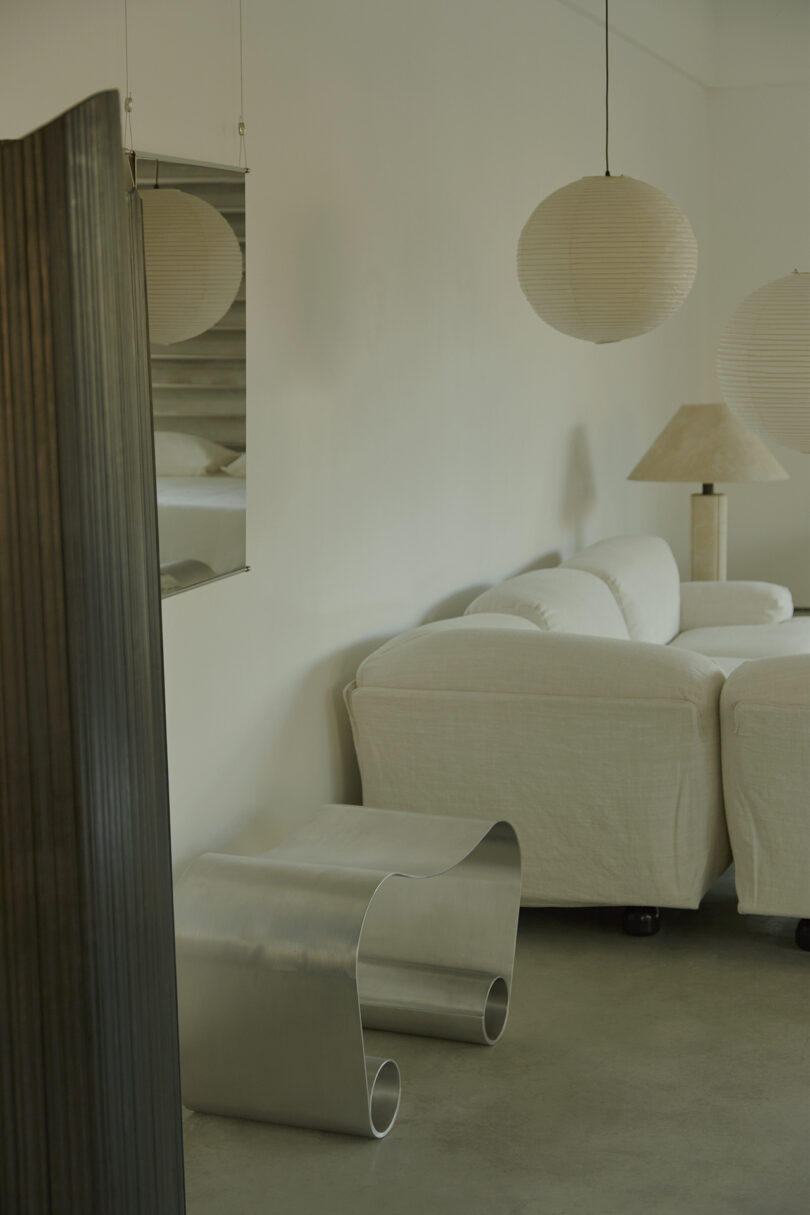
[0,92,185,1214]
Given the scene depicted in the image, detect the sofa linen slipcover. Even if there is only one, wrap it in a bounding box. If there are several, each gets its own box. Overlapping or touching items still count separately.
[720,656,810,924]
[346,535,810,915]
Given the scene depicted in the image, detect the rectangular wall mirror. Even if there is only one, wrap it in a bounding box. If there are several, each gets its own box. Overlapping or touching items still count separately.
[134,154,247,596]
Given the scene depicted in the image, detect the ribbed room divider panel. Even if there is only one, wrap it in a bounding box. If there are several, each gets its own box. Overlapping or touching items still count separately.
[517,174,698,344]
[0,92,186,1214]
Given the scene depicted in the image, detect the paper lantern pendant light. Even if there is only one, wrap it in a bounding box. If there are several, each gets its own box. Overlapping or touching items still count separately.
[716,270,810,454]
[517,1,698,344]
[518,175,697,343]
[140,188,243,346]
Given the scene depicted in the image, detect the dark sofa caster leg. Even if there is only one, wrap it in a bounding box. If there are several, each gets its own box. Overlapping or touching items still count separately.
[795,919,809,952]
[622,906,661,937]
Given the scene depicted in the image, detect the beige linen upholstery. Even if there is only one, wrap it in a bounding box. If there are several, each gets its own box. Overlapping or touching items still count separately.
[720,656,810,918]
[347,623,730,909]
[679,581,793,630]
[702,656,748,677]
[464,568,630,639]
[563,534,681,644]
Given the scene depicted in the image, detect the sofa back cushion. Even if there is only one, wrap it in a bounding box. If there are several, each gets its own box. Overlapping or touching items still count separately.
[465,568,630,639]
[563,535,681,644]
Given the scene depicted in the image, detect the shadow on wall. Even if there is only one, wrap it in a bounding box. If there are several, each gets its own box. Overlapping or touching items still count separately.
[211,435,595,862]
[218,633,398,857]
[325,634,394,803]
[217,565,568,861]
[420,585,492,624]
[508,549,563,578]
[561,423,597,552]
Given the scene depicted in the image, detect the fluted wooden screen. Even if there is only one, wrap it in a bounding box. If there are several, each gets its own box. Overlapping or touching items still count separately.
[0,92,186,1213]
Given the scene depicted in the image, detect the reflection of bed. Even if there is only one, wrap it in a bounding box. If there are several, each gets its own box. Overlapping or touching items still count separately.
[156,475,246,578]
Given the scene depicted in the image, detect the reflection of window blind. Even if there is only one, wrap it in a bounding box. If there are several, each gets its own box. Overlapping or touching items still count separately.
[138,160,246,452]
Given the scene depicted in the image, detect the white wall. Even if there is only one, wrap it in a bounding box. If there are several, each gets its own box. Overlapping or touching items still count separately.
[560,0,715,84]
[701,0,810,603]
[710,0,810,88]
[701,82,810,602]
[1,1,802,865]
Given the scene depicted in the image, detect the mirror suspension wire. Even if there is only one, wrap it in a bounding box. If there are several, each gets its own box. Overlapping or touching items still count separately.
[123,0,135,152]
[238,0,249,171]
[604,0,610,176]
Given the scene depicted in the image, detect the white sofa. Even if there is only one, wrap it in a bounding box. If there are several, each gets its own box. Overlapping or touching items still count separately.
[346,536,810,929]
[468,534,803,673]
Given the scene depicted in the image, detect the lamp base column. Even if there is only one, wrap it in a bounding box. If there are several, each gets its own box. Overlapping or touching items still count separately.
[690,492,727,581]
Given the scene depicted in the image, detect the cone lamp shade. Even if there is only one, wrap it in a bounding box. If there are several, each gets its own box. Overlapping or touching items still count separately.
[517,175,698,343]
[716,270,810,453]
[628,402,789,485]
[628,402,788,580]
[140,188,243,345]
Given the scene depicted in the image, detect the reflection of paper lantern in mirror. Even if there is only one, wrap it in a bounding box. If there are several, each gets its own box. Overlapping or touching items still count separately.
[140,189,243,345]
[517,175,698,344]
[717,271,810,453]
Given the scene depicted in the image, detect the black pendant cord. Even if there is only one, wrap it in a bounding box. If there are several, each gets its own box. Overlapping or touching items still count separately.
[604,0,611,176]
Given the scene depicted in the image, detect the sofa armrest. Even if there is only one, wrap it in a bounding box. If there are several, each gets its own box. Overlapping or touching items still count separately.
[347,619,729,910]
[720,656,810,918]
[679,581,793,631]
[353,618,724,710]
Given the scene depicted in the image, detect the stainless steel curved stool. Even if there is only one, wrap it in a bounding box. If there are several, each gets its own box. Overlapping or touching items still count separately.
[175,804,521,1138]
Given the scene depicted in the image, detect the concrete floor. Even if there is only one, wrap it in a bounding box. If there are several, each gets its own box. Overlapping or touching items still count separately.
[182,871,809,1215]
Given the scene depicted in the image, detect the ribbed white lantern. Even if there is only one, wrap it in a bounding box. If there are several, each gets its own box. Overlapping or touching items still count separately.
[716,271,810,454]
[140,189,243,346]
[517,175,698,344]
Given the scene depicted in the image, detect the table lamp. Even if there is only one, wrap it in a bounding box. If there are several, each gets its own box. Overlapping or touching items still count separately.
[628,402,788,580]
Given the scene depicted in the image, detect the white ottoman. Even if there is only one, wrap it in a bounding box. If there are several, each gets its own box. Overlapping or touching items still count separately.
[720,655,810,949]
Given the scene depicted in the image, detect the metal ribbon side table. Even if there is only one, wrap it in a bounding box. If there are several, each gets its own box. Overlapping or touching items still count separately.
[175,804,522,1138]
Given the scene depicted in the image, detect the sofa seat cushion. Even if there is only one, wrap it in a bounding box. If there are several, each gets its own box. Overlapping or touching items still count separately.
[562,535,681,645]
[465,568,630,639]
[671,618,810,661]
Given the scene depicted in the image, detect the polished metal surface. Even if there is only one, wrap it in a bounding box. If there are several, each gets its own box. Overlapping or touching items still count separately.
[134,154,247,595]
[175,804,521,1138]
